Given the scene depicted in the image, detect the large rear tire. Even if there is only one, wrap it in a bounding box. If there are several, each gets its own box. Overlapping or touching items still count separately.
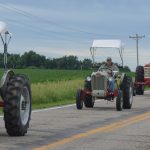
[135,66,144,82]
[122,76,133,109]
[76,89,83,110]
[3,74,31,136]
[135,66,144,95]
[84,95,95,108]
[116,90,123,111]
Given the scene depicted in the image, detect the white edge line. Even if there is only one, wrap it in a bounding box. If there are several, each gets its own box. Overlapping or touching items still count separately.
[33,100,102,113]
[0,90,150,117]
[10,89,150,113]
[144,90,150,93]
[0,104,76,118]
[0,100,102,117]
[32,104,76,113]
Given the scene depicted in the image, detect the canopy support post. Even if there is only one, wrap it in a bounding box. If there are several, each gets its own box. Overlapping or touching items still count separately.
[90,47,96,67]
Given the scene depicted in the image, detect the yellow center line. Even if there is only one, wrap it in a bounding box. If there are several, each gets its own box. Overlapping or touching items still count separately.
[33,112,150,150]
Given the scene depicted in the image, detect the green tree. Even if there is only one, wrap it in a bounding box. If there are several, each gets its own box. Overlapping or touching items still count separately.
[82,59,92,69]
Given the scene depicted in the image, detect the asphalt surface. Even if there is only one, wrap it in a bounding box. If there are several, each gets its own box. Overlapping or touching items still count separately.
[0,91,150,150]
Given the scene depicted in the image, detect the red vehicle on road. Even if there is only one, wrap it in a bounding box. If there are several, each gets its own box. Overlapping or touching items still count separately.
[135,63,150,95]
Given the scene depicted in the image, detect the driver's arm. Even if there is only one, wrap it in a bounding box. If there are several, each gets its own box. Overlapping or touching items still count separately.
[99,64,106,70]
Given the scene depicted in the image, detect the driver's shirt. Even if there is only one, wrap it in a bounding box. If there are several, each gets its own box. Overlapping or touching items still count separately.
[99,63,119,71]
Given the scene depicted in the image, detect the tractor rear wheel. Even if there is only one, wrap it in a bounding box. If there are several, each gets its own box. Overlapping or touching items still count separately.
[116,90,123,111]
[122,76,133,109]
[76,89,83,109]
[135,66,144,95]
[84,95,95,108]
[3,74,31,136]
[135,66,144,82]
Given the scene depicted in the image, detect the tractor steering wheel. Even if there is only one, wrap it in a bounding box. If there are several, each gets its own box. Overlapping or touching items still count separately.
[99,67,113,74]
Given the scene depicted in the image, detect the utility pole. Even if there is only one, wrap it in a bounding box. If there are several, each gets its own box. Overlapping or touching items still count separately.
[129,34,145,66]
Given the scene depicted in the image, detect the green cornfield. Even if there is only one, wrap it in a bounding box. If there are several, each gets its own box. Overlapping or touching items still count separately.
[0,69,91,109]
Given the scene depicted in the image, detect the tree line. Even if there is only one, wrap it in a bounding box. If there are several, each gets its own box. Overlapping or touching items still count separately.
[0,50,131,71]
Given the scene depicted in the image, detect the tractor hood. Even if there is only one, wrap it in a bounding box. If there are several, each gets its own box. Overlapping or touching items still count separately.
[91,71,108,77]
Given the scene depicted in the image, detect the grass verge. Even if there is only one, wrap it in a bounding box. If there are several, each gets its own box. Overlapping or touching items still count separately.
[32,78,83,109]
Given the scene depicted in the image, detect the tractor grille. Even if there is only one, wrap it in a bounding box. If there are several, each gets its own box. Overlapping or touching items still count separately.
[144,67,150,78]
[91,74,106,90]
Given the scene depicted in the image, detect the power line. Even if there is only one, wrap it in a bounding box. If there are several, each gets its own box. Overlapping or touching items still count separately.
[0,4,95,41]
[0,3,128,38]
[129,34,145,66]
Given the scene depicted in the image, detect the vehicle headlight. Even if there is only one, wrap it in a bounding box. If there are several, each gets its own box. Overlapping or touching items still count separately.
[86,76,91,81]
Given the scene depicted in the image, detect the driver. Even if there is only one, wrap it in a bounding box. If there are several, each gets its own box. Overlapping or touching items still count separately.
[99,57,119,92]
[100,57,119,71]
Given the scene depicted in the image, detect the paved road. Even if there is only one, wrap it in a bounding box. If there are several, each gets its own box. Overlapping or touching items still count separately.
[0,91,150,150]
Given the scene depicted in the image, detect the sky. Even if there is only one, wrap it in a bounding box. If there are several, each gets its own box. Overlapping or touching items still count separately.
[0,0,150,70]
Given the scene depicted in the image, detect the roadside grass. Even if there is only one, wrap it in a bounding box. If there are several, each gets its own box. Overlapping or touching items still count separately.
[125,71,135,77]
[0,78,84,112]
[0,69,89,111]
[145,86,150,90]
[14,69,91,83]
[32,78,83,109]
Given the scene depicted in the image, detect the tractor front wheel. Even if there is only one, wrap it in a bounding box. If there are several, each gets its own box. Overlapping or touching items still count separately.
[84,95,95,108]
[116,90,123,111]
[76,89,83,110]
[3,74,31,136]
[122,76,133,109]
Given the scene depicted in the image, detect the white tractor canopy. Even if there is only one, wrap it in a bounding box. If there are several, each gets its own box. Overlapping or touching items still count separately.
[0,21,11,43]
[90,39,124,67]
[0,21,12,70]
[91,40,123,49]
[0,22,7,34]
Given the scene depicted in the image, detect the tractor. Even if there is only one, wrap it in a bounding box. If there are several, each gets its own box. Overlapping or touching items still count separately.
[135,64,150,95]
[0,22,31,136]
[76,40,133,111]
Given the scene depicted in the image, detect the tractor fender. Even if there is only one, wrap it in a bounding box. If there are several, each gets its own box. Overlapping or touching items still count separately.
[0,70,15,99]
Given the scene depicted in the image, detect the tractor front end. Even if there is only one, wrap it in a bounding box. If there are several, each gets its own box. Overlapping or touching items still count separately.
[91,71,108,98]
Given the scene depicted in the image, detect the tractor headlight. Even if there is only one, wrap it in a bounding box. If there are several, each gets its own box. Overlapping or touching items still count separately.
[86,76,91,81]
[109,77,113,82]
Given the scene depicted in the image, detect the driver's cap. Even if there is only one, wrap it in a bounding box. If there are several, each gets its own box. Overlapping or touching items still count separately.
[106,57,112,61]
